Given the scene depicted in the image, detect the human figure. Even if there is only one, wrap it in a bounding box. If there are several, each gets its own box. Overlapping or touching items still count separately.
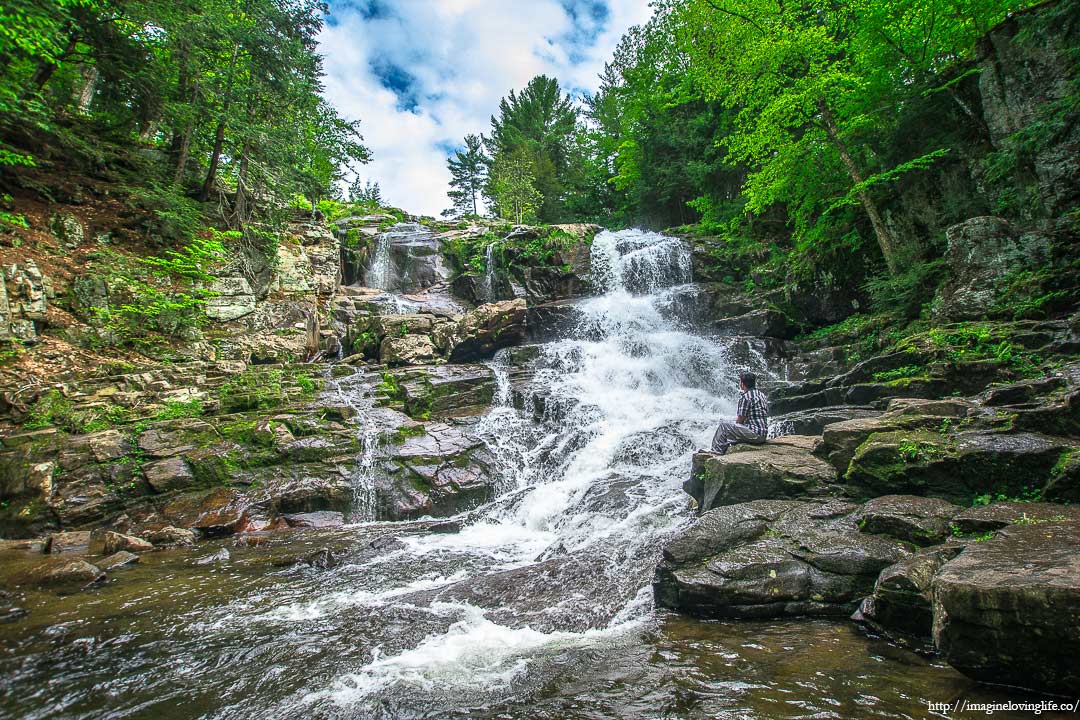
[710,372,769,454]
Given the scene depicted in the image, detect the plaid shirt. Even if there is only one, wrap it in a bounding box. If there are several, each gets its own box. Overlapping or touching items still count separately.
[738,388,769,436]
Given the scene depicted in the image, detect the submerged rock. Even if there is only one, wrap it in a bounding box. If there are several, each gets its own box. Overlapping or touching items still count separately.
[144,526,197,547]
[93,530,153,555]
[932,521,1080,695]
[27,559,105,589]
[99,550,140,570]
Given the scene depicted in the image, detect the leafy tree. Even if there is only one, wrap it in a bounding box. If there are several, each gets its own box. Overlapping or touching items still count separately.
[488,146,542,224]
[446,133,487,217]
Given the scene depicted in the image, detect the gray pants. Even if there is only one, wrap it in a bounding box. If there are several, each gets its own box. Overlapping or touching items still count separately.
[711,422,766,454]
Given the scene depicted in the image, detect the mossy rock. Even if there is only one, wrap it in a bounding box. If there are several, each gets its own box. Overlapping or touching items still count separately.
[844,428,1074,504]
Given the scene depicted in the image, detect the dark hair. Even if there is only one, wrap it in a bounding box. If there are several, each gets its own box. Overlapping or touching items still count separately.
[739,372,757,390]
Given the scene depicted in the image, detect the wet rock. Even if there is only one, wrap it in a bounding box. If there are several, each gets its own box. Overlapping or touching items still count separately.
[144,456,196,492]
[655,500,908,619]
[380,334,439,366]
[282,511,345,528]
[768,406,882,438]
[525,300,582,342]
[87,430,131,463]
[160,488,252,536]
[28,559,105,588]
[448,299,527,363]
[818,415,932,476]
[398,364,495,419]
[300,547,341,569]
[94,530,154,555]
[932,521,1080,695]
[427,520,461,534]
[853,495,961,546]
[99,551,140,570]
[145,526,197,547]
[685,438,836,514]
[950,501,1080,534]
[46,531,92,554]
[137,420,216,458]
[714,309,792,339]
[853,545,963,646]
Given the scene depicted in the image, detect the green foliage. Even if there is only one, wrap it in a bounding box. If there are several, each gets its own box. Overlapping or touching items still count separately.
[445,134,487,218]
[898,322,1045,377]
[972,484,1044,507]
[219,370,286,412]
[484,75,578,223]
[872,365,924,383]
[88,231,226,348]
[864,258,948,318]
[153,398,205,421]
[897,439,944,463]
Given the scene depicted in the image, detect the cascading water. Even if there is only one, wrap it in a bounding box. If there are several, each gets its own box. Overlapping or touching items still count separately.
[322,367,380,521]
[479,241,497,302]
[365,230,394,290]
[300,229,761,713]
[0,230,1002,720]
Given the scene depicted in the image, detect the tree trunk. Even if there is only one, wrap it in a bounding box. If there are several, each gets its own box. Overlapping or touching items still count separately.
[74,64,98,114]
[24,29,79,97]
[231,139,251,228]
[820,104,900,274]
[199,44,240,202]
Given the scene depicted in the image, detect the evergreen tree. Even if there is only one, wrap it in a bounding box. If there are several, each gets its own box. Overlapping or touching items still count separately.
[445,133,487,217]
[485,75,578,222]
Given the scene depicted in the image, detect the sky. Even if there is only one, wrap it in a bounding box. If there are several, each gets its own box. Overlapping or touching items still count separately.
[318,0,656,216]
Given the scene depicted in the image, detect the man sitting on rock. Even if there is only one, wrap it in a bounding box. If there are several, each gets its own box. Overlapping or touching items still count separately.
[711,372,769,454]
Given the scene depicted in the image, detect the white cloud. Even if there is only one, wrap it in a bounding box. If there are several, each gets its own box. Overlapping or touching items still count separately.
[318,0,655,216]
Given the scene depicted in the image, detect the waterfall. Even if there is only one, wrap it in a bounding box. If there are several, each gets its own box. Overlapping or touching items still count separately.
[322,367,379,521]
[365,231,393,290]
[312,229,766,712]
[479,241,496,302]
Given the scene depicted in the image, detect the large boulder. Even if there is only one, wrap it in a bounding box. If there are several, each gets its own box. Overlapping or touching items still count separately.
[843,428,1074,505]
[373,420,497,520]
[448,299,527,363]
[932,521,1080,695]
[684,436,837,514]
[933,217,1052,321]
[398,364,495,419]
[654,500,910,618]
[714,309,793,339]
[380,335,440,366]
[951,501,1080,534]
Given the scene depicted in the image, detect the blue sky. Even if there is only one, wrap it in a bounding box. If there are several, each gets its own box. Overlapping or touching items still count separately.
[318,0,655,216]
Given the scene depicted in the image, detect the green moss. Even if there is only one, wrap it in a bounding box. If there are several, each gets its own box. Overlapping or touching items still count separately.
[387,425,427,445]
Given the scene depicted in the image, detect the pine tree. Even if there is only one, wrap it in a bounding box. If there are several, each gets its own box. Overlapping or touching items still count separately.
[445,133,487,217]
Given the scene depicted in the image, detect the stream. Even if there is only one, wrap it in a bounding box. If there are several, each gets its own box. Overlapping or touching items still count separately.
[0,230,1055,719]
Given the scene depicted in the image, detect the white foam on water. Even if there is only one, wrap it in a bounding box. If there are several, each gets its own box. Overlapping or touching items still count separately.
[313,602,646,707]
